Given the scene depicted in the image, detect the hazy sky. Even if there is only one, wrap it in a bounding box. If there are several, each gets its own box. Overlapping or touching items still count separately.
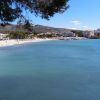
[23,0,100,30]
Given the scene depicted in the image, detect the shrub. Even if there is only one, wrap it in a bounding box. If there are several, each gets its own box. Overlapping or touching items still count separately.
[8,31,29,39]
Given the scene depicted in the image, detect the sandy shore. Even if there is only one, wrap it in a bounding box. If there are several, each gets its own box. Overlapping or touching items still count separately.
[0,37,87,47]
[0,38,53,47]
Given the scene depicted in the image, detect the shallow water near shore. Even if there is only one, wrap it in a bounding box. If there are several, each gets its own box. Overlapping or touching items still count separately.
[0,39,100,100]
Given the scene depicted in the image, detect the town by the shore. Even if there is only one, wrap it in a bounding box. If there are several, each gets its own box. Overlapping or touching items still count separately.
[0,24,99,48]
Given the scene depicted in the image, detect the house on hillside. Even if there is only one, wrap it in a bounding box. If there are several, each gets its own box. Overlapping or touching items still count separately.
[83,30,95,37]
[0,33,8,40]
[95,29,100,34]
[62,32,75,37]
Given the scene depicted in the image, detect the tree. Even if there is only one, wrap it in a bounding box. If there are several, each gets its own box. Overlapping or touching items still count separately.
[8,31,29,39]
[0,0,69,24]
[71,30,84,37]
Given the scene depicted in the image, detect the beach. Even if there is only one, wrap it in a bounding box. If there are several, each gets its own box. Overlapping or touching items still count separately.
[0,37,87,47]
[0,38,53,47]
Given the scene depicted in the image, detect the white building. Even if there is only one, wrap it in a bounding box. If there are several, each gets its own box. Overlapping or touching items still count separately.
[95,29,100,34]
[0,33,8,40]
[83,30,95,37]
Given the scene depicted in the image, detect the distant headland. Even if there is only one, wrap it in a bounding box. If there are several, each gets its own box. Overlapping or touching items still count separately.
[0,24,100,47]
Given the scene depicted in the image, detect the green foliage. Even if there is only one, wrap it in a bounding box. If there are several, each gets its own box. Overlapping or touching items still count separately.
[23,20,33,33]
[37,33,54,38]
[36,0,69,19]
[0,0,69,24]
[0,0,21,24]
[8,31,29,39]
[33,31,38,35]
[71,30,84,37]
[90,33,100,39]
[97,33,100,38]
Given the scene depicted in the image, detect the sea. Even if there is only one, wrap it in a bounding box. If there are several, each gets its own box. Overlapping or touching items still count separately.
[0,39,100,100]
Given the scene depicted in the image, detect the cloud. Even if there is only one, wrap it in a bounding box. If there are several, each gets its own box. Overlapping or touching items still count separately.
[82,26,93,30]
[71,28,77,30]
[82,26,91,29]
[70,20,81,25]
[82,25,88,28]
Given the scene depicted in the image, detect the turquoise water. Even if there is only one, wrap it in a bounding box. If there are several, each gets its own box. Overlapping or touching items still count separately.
[0,40,100,100]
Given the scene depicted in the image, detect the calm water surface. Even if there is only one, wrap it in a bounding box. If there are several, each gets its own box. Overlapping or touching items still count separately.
[0,40,100,100]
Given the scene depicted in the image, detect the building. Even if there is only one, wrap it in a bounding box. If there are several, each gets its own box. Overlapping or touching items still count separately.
[62,32,75,37]
[83,30,95,37]
[0,33,8,40]
[95,29,100,34]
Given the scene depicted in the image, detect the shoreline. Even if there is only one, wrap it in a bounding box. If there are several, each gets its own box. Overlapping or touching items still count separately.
[0,37,88,48]
[0,38,54,48]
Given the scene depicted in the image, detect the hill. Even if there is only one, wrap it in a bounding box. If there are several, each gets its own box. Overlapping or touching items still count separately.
[0,24,73,34]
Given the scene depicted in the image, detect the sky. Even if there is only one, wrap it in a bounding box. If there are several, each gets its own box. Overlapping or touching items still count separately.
[23,0,100,30]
